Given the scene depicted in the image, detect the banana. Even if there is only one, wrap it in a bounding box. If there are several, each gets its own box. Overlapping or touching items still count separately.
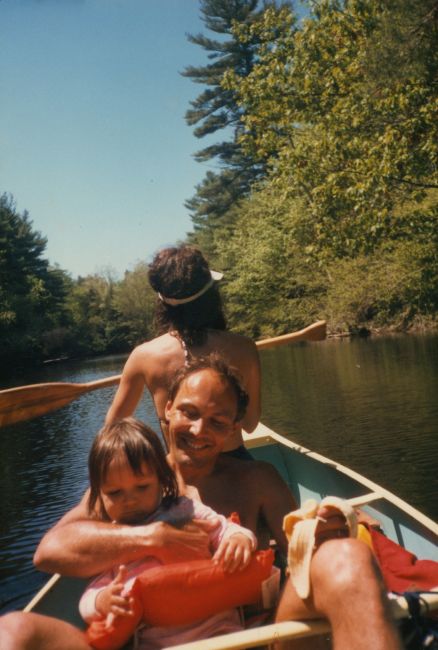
[283,496,358,598]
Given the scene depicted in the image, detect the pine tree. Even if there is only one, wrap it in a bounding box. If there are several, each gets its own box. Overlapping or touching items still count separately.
[182,0,281,236]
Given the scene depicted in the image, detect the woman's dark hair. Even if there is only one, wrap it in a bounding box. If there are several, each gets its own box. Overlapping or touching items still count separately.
[87,417,178,519]
[148,245,226,346]
[168,352,249,423]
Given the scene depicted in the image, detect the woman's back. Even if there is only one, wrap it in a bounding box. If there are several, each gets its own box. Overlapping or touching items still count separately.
[107,328,260,452]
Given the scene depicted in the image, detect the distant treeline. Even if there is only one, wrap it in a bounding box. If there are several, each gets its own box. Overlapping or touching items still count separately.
[1,0,437,369]
[0,194,156,368]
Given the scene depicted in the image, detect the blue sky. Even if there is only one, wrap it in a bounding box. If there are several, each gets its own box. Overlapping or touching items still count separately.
[1,0,218,278]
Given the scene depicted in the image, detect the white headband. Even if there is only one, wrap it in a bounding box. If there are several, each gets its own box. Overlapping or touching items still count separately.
[158,270,223,306]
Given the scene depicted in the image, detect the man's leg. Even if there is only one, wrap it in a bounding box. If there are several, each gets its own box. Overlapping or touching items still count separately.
[275,538,402,650]
[0,612,90,650]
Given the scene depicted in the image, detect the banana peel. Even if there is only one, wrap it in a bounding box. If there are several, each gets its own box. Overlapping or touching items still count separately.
[283,496,358,599]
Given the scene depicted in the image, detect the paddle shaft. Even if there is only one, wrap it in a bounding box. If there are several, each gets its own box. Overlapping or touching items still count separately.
[255,320,326,350]
[0,320,326,427]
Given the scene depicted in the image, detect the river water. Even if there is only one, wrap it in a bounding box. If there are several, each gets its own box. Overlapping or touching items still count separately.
[1,334,437,614]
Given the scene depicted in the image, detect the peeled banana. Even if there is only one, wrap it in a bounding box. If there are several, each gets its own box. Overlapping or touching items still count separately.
[283,496,358,598]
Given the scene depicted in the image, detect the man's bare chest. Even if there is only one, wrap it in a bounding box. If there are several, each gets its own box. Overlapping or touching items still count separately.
[198,475,260,530]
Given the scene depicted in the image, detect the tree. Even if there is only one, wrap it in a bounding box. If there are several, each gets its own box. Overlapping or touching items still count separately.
[225,0,438,257]
[183,0,289,236]
[212,0,438,334]
[218,185,327,337]
[113,262,155,347]
[0,194,71,365]
[66,273,124,355]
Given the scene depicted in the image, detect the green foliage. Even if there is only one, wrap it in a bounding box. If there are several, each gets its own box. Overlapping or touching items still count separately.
[0,195,156,369]
[325,232,438,332]
[225,0,438,258]
[218,186,328,337]
[0,194,72,364]
[203,0,438,333]
[183,0,284,232]
[113,263,155,347]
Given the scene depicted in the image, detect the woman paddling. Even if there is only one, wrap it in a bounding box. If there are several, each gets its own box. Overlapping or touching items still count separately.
[106,245,260,458]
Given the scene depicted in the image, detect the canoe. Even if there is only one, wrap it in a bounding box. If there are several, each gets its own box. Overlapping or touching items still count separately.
[23,420,438,648]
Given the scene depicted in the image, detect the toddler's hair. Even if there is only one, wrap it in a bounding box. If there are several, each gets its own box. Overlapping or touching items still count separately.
[87,417,178,518]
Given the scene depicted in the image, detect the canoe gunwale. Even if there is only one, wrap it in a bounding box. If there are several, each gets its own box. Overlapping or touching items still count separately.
[244,423,438,537]
[167,591,438,650]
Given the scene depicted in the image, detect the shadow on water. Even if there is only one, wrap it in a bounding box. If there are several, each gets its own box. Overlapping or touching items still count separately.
[1,338,437,613]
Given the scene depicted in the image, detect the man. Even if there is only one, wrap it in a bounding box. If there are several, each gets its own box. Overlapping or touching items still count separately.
[31,355,292,577]
[0,355,401,650]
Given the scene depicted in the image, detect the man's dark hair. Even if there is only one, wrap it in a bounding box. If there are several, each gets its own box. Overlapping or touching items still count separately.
[148,246,226,346]
[168,352,249,423]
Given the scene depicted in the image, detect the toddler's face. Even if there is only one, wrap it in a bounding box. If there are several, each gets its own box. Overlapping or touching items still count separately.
[100,456,161,524]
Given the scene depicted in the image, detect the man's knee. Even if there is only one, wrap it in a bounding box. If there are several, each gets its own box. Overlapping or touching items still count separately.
[311,538,381,601]
[0,612,31,649]
[0,611,89,650]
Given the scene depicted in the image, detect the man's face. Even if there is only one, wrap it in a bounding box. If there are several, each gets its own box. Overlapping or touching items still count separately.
[165,368,240,469]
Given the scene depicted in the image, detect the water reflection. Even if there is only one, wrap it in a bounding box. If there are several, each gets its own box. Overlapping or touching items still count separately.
[261,334,438,523]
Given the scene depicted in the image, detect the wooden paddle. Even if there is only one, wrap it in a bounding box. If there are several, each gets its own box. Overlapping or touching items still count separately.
[255,320,326,349]
[0,375,122,428]
[0,320,326,427]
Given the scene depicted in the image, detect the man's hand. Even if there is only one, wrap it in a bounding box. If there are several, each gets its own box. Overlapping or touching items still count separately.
[150,519,216,563]
[314,505,349,548]
[213,533,254,573]
[95,565,134,619]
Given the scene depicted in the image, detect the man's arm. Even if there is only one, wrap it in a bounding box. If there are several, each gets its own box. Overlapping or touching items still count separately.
[241,340,261,434]
[34,492,213,578]
[105,348,146,423]
[257,462,297,556]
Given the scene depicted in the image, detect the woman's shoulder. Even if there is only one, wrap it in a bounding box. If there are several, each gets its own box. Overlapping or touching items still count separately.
[207,329,258,354]
[132,332,183,361]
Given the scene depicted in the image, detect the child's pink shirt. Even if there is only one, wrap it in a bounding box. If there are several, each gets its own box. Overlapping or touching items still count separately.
[79,496,256,648]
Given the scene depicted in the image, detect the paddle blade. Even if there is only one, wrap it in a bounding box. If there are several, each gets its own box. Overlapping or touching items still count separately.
[0,376,121,427]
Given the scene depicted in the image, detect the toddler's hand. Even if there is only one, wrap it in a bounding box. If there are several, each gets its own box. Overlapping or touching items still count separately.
[95,565,135,621]
[213,533,254,573]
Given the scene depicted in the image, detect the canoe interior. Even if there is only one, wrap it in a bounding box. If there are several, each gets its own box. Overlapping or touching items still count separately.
[27,429,437,631]
[26,576,87,628]
[249,437,437,562]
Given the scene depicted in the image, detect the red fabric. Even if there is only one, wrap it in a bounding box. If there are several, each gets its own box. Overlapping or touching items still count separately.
[136,549,274,626]
[369,528,438,592]
[85,549,274,650]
